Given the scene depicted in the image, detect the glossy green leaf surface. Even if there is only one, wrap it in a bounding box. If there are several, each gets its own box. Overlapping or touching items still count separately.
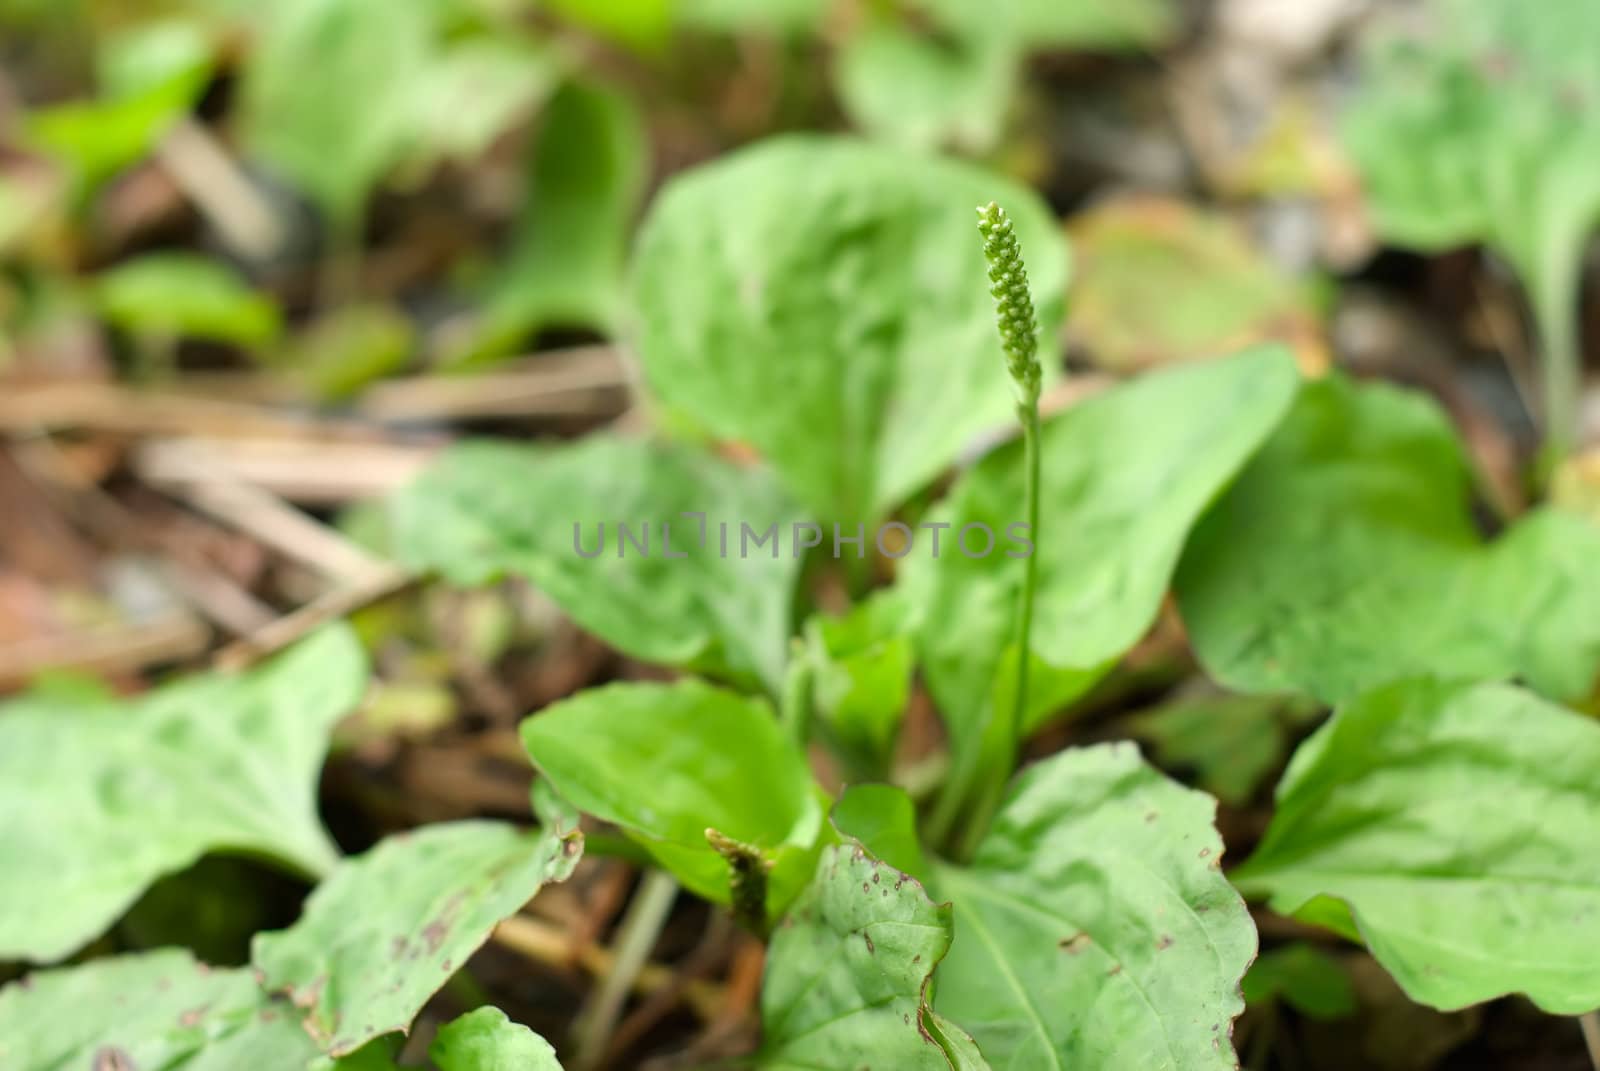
[631,134,1068,524]
[1232,678,1600,1014]
[393,436,802,691]
[933,743,1257,1070]
[521,680,824,914]
[1177,374,1600,703]
[0,626,365,963]
[760,842,987,1070]
[830,784,930,880]
[252,820,582,1056]
[430,1007,563,1070]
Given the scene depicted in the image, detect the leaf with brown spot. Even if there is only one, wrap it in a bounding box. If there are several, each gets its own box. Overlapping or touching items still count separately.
[758,843,991,1070]
[932,743,1256,1071]
[0,950,322,1070]
[252,820,581,1057]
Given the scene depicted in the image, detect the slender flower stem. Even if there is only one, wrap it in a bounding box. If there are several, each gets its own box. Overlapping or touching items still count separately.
[1010,398,1041,771]
[941,202,1045,859]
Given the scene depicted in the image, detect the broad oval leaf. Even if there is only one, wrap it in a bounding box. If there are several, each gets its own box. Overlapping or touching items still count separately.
[1231,677,1600,1014]
[0,949,324,1071]
[392,436,803,692]
[1176,373,1600,703]
[520,680,824,914]
[631,134,1068,525]
[760,841,988,1070]
[911,345,1300,822]
[430,1007,563,1070]
[933,743,1257,1071]
[0,625,365,963]
[252,820,582,1057]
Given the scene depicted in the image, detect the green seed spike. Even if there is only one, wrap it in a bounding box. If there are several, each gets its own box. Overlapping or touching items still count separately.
[976,201,1041,406]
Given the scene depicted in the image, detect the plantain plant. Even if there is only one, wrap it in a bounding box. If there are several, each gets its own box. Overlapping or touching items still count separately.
[6,134,1600,1070]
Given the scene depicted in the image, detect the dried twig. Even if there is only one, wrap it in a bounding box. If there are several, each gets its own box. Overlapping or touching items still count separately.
[156,118,286,262]
[159,478,389,582]
[359,345,629,422]
[0,611,211,688]
[491,914,723,1022]
[135,437,437,505]
[212,566,412,671]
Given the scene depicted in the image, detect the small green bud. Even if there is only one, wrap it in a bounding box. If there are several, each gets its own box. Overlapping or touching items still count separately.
[976,201,1041,405]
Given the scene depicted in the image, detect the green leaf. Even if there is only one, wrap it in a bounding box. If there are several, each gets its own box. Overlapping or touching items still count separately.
[240,0,435,224]
[545,0,671,50]
[802,591,915,775]
[392,436,803,691]
[430,1007,563,1070]
[27,25,211,195]
[1127,691,1323,806]
[521,680,824,915]
[760,842,989,1070]
[0,625,365,963]
[1067,196,1325,373]
[252,820,582,1057]
[1242,945,1356,1020]
[95,253,283,347]
[830,784,929,880]
[912,345,1300,824]
[1176,373,1600,704]
[932,743,1257,1070]
[1231,678,1600,1014]
[631,134,1068,525]
[835,19,1019,154]
[0,949,325,1071]
[1342,0,1600,454]
[915,0,1177,49]
[277,303,413,401]
[455,79,648,365]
